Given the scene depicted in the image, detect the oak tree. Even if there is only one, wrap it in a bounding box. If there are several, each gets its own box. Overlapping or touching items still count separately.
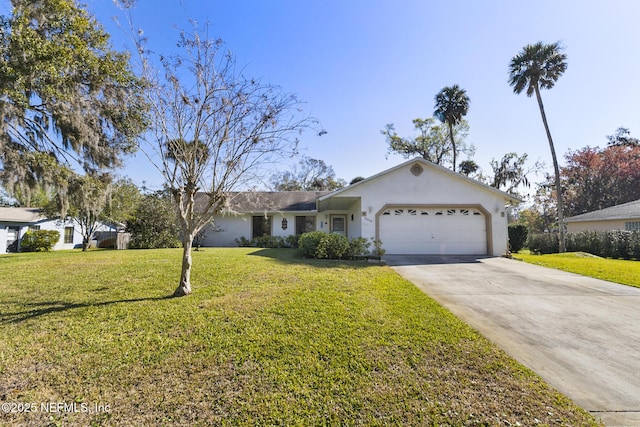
[382,117,473,169]
[0,0,148,204]
[558,144,640,217]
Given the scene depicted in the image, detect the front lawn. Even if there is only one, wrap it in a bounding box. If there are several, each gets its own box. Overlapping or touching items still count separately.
[513,251,640,288]
[0,248,599,426]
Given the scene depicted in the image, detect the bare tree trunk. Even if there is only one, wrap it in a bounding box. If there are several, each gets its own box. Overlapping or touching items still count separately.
[174,234,193,297]
[535,86,565,253]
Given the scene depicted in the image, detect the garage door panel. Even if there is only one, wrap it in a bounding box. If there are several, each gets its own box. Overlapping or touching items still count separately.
[379,207,487,255]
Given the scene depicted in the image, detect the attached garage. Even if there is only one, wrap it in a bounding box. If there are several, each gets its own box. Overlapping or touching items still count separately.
[378,205,489,255]
[206,158,520,256]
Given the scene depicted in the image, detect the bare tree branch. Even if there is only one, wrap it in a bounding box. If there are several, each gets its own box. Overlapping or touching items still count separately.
[133,24,316,296]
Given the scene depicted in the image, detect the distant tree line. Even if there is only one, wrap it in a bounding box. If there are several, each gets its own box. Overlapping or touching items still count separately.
[515,128,640,233]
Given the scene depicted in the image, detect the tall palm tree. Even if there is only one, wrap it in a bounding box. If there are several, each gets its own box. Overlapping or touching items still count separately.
[509,41,567,252]
[434,85,470,172]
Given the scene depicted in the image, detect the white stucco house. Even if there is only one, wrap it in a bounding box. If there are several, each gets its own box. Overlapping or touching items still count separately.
[565,199,640,233]
[0,207,83,252]
[201,158,521,256]
[0,207,118,252]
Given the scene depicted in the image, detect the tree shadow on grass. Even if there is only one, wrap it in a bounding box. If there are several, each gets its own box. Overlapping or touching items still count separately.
[247,248,382,270]
[1,295,175,324]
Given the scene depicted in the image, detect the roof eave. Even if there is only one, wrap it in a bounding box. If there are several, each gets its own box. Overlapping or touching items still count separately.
[319,157,523,204]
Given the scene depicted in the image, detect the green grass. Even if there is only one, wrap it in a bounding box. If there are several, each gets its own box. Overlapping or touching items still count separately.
[0,248,600,426]
[513,251,640,288]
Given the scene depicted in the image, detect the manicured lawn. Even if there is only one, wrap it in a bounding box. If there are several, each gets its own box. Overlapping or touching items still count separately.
[513,251,640,288]
[0,248,599,426]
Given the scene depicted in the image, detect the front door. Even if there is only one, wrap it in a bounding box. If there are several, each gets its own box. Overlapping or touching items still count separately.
[330,215,347,236]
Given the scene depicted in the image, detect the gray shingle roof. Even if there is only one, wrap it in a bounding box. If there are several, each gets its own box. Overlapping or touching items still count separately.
[221,191,331,213]
[0,207,44,223]
[565,199,640,222]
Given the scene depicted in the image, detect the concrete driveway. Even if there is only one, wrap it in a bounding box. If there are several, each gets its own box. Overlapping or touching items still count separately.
[385,255,640,427]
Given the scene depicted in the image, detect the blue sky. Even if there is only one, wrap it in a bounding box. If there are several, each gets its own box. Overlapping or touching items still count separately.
[7,0,640,193]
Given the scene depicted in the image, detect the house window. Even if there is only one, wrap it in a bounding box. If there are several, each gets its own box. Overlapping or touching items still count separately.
[408,209,417,215]
[394,209,404,216]
[626,221,640,231]
[447,209,456,215]
[64,226,74,244]
[29,225,41,231]
[252,216,272,238]
[295,216,316,235]
[382,210,391,216]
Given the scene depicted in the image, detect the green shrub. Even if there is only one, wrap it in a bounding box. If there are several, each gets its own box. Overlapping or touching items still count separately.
[285,234,299,249]
[298,231,326,258]
[348,237,370,259]
[236,236,253,247]
[527,232,559,254]
[316,233,350,259]
[508,224,528,253]
[370,238,386,260]
[236,235,297,249]
[21,230,60,252]
[530,230,640,259]
[126,190,181,249]
[565,230,640,259]
[630,231,640,260]
[566,230,600,255]
[299,233,384,260]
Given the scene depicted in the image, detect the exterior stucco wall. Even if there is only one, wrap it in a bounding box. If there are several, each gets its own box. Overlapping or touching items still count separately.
[204,212,322,246]
[1,219,84,253]
[46,219,84,250]
[316,202,362,238]
[200,160,516,255]
[329,162,511,256]
[567,219,632,232]
[0,226,7,253]
[202,215,251,247]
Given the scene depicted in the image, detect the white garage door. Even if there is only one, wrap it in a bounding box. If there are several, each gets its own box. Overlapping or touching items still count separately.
[379,207,487,255]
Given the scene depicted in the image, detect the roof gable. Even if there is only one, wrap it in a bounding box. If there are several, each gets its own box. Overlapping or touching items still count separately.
[566,199,640,222]
[320,158,521,203]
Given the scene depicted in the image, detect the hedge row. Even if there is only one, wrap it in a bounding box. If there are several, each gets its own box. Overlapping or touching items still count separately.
[237,232,386,260]
[298,231,384,260]
[527,230,640,259]
[236,235,299,249]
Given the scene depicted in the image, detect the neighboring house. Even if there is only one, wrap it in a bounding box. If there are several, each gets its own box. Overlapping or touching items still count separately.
[201,158,521,256]
[0,207,83,252]
[565,199,640,233]
[0,207,117,252]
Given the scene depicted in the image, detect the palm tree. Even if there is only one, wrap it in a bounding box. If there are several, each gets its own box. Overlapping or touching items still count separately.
[509,41,567,252]
[433,85,470,172]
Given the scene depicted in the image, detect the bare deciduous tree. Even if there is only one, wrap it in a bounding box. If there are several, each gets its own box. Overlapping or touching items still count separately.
[138,30,314,296]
